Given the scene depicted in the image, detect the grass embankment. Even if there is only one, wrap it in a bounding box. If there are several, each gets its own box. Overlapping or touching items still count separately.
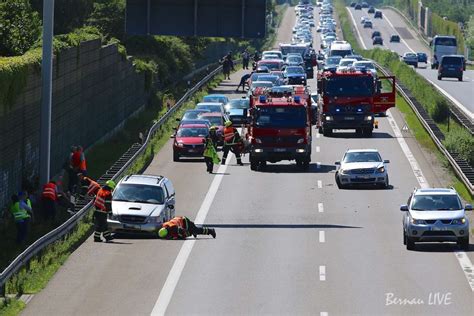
[334,0,473,203]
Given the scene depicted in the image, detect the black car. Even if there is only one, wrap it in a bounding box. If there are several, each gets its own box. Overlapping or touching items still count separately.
[374,10,383,19]
[438,55,464,81]
[390,35,400,42]
[416,52,428,63]
[363,20,373,28]
[373,36,383,45]
[371,31,381,39]
[368,6,375,13]
[361,2,369,8]
[354,4,362,10]
[350,2,357,7]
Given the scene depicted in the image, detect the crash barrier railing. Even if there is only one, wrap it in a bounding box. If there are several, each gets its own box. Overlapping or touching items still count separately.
[0,64,224,293]
[374,62,474,196]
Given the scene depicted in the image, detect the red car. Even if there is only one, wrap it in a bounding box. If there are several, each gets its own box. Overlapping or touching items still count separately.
[172,124,209,161]
[198,112,229,145]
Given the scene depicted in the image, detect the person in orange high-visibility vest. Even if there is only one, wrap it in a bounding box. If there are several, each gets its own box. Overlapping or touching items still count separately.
[78,173,100,198]
[221,121,243,166]
[158,216,216,239]
[42,180,58,220]
[93,180,115,242]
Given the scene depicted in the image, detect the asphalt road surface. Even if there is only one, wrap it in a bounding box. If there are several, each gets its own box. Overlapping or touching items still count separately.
[23,6,474,316]
[347,6,474,119]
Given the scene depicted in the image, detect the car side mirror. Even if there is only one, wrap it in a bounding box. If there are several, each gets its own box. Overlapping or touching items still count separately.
[400,205,408,212]
[465,204,473,211]
[383,160,390,163]
[335,161,340,165]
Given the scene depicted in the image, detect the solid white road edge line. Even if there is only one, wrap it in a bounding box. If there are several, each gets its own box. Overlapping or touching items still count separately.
[346,7,367,50]
[386,111,474,292]
[320,312,329,316]
[319,265,326,281]
[318,203,324,213]
[150,153,234,315]
[319,231,326,243]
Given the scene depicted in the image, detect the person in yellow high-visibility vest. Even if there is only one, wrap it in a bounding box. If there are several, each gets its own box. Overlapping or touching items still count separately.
[10,192,32,243]
[203,126,221,173]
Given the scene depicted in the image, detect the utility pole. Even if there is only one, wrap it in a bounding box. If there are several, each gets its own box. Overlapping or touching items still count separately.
[39,0,55,185]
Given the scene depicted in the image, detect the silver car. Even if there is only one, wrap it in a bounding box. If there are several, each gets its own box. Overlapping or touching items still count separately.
[108,174,176,234]
[401,188,472,250]
[335,149,389,189]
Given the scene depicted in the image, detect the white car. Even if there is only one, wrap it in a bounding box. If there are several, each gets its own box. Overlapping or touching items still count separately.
[108,174,176,234]
[337,58,358,70]
[352,60,377,77]
[335,149,390,189]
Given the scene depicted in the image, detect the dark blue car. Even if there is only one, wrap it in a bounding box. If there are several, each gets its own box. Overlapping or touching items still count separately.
[283,66,307,85]
[417,52,428,63]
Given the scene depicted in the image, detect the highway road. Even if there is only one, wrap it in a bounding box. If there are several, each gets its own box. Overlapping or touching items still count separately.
[347,6,474,120]
[23,6,474,316]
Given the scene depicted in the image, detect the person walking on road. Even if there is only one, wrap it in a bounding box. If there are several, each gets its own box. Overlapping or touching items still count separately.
[221,52,234,80]
[42,180,58,221]
[93,180,115,242]
[222,121,243,166]
[158,216,216,239]
[78,173,100,198]
[10,193,32,243]
[242,49,250,70]
[203,126,221,174]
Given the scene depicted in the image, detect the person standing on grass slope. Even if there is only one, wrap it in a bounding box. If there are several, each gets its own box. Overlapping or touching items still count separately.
[221,52,235,80]
[10,193,32,243]
[41,180,58,221]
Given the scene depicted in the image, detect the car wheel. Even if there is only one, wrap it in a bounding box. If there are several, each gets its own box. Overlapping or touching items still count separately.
[438,75,442,80]
[173,151,180,162]
[384,176,389,189]
[431,64,436,69]
[318,126,323,134]
[250,157,258,171]
[363,128,373,137]
[414,63,418,68]
[335,174,344,189]
[403,230,407,245]
[323,128,332,137]
[457,237,469,250]
[458,75,463,82]
[406,237,415,250]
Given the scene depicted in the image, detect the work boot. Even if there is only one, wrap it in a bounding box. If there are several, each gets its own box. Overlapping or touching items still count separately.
[221,159,226,165]
[209,228,216,239]
[237,159,243,166]
[94,238,102,242]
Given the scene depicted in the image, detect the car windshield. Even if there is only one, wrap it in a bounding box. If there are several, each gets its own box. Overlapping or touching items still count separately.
[203,96,226,104]
[255,106,307,128]
[354,62,375,70]
[227,99,249,109]
[343,152,382,163]
[288,56,303,63]
[286,67,305,74]
[176,127,208,137]
[199,115,223,126]
[331,50,352,57]
[259,62,281,70]
[339,59,355,66]
[326,57,342,65]
[182,111,207,120]
[113,184,164,204]
[251,81,274,89]
[411,194,462,211]
[196,105,222,112]
[281,46,308,56]
[325,76,374,96]
[257,76,279,84]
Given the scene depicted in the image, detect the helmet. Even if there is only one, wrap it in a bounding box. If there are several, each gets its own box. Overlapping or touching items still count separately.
[158,227,168,238]
[105,180,116,190]
[224,121,232,127]
[209,126,218,131]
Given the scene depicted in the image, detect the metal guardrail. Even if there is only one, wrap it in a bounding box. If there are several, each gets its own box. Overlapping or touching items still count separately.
[374,62,474,195]
[0,65,224,292]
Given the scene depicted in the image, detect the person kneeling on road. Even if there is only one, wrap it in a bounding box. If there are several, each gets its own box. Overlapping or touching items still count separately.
[158,216,216,239]
[93,180,115,242]
[222,121,243,166]
[235,73,251,92]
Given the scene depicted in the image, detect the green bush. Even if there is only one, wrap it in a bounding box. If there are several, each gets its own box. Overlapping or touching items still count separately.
[87,0,126,40]
[443,128,474,166]
[0,0,41,56]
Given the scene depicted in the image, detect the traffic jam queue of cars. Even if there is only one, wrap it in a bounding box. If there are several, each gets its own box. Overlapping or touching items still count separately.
[105,0,471,251]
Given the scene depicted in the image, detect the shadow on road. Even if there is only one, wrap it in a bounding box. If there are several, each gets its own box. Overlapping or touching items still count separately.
[326,132,393,139]
[338,184,394,191]
[255,163,336,174]
[411,243,474,253]
[203,223,362,229]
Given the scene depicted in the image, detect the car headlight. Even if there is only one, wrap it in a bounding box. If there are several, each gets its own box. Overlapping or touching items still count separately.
[176,141,184,147]
[364,115,373,121]
[377,166,385,173]
[325,116,333,121]
[339,168,349,175]
[410,218,425,225]
[254,138,262,144]
[297,138,305,144]
[452,218,466,225]
[301,76,306,79]
[148,216,163,224]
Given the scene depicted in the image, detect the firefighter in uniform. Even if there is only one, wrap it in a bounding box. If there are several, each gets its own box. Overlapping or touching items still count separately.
[78,173,100,198]
[203,126,220,173]
[42,180,58,220]
[158,216,216,239]
[93,180,115,242]
[222,121,243,165]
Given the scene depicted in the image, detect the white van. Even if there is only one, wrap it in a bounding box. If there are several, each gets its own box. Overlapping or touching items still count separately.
[329,41,353,58]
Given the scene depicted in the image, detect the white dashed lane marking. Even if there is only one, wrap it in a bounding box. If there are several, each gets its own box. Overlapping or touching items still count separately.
[319,231,326,243]
[318,203,324,213]
[317,180,322,188]
[319,266,326,281]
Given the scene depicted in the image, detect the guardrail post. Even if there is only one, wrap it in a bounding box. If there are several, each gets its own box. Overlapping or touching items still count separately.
[0,283,5,298]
